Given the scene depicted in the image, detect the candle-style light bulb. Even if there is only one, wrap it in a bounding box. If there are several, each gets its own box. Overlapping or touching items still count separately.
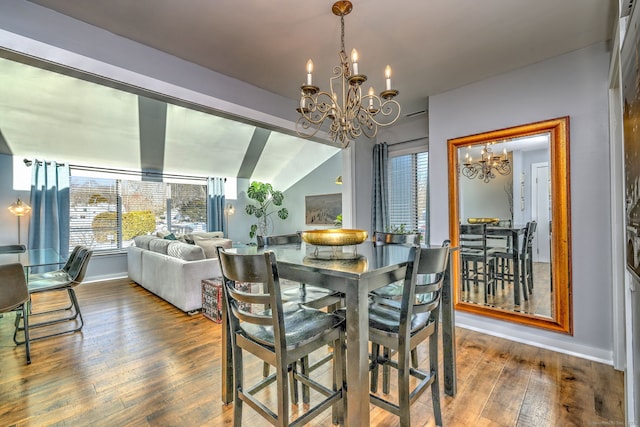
[306,59,314,85]
[351,49,359,75]
[384,65,392,90]
[368,86,374,108]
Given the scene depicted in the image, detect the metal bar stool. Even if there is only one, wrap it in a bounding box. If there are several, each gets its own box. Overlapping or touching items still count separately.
[216,247,346,427]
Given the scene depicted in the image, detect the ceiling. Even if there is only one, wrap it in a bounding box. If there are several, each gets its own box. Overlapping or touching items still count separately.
[25,0,616,117]
[0,0,616,190]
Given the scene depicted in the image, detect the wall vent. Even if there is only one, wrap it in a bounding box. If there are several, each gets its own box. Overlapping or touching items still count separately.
[404,109,427,118]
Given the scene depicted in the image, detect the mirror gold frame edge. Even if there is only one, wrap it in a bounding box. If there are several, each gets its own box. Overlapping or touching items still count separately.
[447,116,572,334]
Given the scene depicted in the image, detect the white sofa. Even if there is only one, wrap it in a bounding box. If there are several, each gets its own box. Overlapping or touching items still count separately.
[127,232,231,312]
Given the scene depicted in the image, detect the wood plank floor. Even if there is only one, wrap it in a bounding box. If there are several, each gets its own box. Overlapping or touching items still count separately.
[0,278,624,426]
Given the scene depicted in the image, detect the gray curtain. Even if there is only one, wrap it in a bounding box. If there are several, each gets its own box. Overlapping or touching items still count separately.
[371,142,389,233]
[28,160,71,261]
[207,177,226,234]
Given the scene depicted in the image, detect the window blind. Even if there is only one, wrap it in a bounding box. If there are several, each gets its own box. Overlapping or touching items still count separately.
[388,151,429,241]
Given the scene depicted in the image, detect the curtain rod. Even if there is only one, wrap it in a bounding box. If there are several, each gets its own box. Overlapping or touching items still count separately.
[386,136,427,146]
[23,159,224,182]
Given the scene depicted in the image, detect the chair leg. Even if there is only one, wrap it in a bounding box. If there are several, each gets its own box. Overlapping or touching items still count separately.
[233,345,244,427]
[397,343,411,427]
[411,348,419,369]
[382,347,391,395]
[430,323,443,426]
[289,362,298,404]
[22,302,31,365]
[275,358,290,427]
[370,343,380,393]
[300,355,311,404]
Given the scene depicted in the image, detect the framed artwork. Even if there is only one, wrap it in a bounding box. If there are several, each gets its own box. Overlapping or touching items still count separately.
[622,7,640,280]
[305,193,342,225]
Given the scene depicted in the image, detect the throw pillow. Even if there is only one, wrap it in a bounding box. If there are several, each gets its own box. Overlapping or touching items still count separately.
[163,233,177,240]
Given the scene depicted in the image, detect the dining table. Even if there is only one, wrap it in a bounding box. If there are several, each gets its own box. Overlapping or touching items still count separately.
[220,241,457,427]
[0,247,65,279]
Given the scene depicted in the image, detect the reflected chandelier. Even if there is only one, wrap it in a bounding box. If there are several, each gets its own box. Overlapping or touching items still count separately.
[295,1,401,148]
[461,143,511,183]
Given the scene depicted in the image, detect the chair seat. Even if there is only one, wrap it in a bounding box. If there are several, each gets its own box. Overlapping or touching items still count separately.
[28,269,69,282]
[371,274,440,300]
[27,274,73,292]
[240,302,345,349]
[368,302,431,335]
[281,285,341,305]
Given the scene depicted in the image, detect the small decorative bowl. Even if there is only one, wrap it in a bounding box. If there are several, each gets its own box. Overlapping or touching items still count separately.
[301,229,368,246]
[467,217,500,224]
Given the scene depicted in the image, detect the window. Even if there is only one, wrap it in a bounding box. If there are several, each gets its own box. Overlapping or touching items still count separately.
[388,151,429,242]
[69,175,207,251]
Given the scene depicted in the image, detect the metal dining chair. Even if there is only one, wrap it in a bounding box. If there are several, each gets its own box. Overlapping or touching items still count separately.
[368,243,450,427]
[14,246,92,342]
[1,263,31,364]
[216,247,346,427]
[257,233,343,403]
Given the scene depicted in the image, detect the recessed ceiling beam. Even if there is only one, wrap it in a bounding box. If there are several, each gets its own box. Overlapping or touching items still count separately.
[237,128,271,179]
[138,96,167,182]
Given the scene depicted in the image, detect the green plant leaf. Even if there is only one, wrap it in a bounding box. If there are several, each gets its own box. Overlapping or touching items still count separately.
[277,208,288,220]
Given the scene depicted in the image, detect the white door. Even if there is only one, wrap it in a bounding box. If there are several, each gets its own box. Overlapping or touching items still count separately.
[531,163,550,262]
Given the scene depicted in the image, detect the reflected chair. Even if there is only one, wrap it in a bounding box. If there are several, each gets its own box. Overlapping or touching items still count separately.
[258,233,343,403]
[460,223,497,303]
[14,246,92,342]
[493,221,537,302]
[368,243,450,427]
[0,263,31,364]
[216,247,346,427]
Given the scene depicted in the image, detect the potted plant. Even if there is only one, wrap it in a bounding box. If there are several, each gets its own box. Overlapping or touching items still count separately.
[374,224,422,245]
[245,181,289,239]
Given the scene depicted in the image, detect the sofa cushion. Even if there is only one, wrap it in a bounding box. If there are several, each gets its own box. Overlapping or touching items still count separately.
[149,238,173,254]
[193,237,233,258]
[134,235,157,250]
[190,231,224,239]
[167,241,205,261]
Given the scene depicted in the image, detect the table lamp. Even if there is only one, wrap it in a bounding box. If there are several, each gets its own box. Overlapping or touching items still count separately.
[8,198,31,245]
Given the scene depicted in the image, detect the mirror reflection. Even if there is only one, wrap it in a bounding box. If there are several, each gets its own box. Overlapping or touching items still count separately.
[457,135,552,318]
[448,117,571,334]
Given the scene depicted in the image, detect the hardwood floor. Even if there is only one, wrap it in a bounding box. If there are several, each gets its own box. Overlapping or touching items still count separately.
[0,278,624,426]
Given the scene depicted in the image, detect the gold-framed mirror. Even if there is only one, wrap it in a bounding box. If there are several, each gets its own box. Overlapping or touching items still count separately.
[447,117,572,334]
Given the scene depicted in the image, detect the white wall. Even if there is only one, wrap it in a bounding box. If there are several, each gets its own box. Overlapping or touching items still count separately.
[275,152,343,235]
[429,42,613,362]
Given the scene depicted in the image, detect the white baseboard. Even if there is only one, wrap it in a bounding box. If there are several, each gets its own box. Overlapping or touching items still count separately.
[456,321,614,366]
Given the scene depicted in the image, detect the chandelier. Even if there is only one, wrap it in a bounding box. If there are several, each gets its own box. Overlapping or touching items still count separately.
[295,1,401,148]
[461,143,511,183]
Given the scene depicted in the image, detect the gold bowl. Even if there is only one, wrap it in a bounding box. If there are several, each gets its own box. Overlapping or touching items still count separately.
[301,229,368,246]
[467,217,500,224]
